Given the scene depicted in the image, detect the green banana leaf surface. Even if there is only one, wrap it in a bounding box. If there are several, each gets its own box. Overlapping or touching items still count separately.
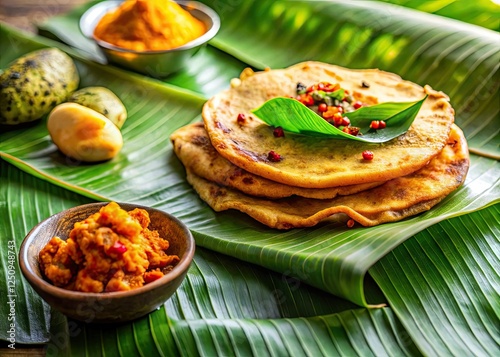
[377,0,500,31]
[1,0,499,355]
[2,159,498,355]
[2,20,497,307]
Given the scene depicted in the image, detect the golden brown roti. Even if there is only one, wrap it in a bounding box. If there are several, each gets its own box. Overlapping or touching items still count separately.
[171,122,383,199]
[186,125,469,229]
[203,61,455,188]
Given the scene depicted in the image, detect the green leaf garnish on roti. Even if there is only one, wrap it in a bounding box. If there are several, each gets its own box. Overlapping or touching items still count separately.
[251,95,427,143]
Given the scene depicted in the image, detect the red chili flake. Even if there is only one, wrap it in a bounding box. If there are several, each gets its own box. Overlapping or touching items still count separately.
[343,126,360,136]
[108,241,127,255]
[333,113,344,127]
[318,103,328,112]
[353,101,363,109]
[273,126,285,137]
[347,219,355,228]
[362,150,374,160]
[341,117,350,127]
[379,120,387,129]
[267,150,282,162]
[237,113,246,124]
[323,82,340,92]
[297,93,314,106]
[370,120,380,129]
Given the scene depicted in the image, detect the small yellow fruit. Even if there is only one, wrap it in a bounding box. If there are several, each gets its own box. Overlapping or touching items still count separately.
[47,103,123,162]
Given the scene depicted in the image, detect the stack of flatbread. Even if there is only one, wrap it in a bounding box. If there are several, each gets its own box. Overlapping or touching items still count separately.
[171,62,469,229]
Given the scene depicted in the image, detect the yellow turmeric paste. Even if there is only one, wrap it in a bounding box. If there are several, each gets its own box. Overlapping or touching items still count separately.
[94,0,206,51]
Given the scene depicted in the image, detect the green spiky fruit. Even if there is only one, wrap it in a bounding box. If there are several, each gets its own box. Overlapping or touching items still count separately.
[0,48,79,125]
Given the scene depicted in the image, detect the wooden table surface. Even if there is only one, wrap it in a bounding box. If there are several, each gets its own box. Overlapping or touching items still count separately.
[0,0,88,32]
[1,1,89,355]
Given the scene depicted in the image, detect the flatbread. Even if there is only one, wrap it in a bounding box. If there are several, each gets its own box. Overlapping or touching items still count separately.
[186,124,469,229]
[171,122,383,199]
[202,61,455,188]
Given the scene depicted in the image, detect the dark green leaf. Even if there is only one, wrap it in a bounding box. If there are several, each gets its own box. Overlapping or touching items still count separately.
[328,88,345,101]
[370,204,500,356]
[377,0,500,31]
[251,96,426,142]
[42,245,412,356]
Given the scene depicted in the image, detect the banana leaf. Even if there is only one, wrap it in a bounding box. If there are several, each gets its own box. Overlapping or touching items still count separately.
[2,160,417,356]
[2,160,497,355]
[0,161,94,344]
[47,306,421,356]
[1,24,498,308]
[377,0,500,31]
[47,205,499,356]
[1,0,499,355]
[2,12,499,303]
[370,205,500,356]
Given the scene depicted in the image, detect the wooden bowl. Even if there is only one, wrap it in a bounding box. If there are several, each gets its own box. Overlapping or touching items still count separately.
[19,202,195,324]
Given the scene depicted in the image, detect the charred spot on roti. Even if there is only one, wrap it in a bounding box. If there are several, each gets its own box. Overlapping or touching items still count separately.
[215,120,231,133]
[352,91,378,105]
[229,168,244,180]
[242,177,254,185]
[323,69,343,81]
[231,142,263,162]
[209,185,227,198]
[393,188,408,200]
[432,98,451,111]
[191,134,210,147]
[446,159,469,180]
